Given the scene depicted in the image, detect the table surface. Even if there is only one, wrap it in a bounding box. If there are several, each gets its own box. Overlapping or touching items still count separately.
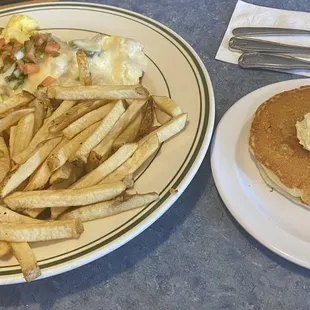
[1,0,310,309]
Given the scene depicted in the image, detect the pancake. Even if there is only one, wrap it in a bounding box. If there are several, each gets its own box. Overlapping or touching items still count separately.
[249,85,310,206]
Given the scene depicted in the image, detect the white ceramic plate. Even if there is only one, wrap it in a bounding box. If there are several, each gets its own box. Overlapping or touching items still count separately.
[211,78,310,269]
[0,2,215,284]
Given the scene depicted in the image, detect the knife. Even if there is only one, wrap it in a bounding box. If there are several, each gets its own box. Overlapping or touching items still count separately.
[238,52,310,70]
[229,37,310,55]
[233,27,310,37]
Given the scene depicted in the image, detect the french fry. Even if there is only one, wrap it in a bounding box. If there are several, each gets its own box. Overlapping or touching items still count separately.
[49,180,73,190]
[63,102,114,139]
[113,111,143,151]
[0,136,10,183]
[21,209,45,219]
[136,99,155,141]
[25,138,68,191]
[47,121,100,172]
[0,91,34,115]
[0,241,10,257]
[76,51,91,86]
[59,192,158,222]
[0,220,84,242]
[154,107,171,125]
[89,99,146,166]
[70,100,125,165]
[13,100,76,165]
[13,113,35,157]
[138,113,187,145]
[72,143,138,189]
[50,162,76,185]
[5,181,127,209]
[0,205,41,223]
[48,100,109,133]
[47,85,149,101]
[10,242,41,282]
[30,99,46,134]
[1,137,62,197]
[152,95,182,117]
[101,134,160,184]
[0,108,35,134]
[9,125,17,158]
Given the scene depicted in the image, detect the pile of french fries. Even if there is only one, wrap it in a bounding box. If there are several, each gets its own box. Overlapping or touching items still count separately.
[0,51,187,282]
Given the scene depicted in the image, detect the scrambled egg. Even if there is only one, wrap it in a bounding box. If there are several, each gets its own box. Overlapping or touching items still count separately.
[1,15,38,43]
[91,36,148,85]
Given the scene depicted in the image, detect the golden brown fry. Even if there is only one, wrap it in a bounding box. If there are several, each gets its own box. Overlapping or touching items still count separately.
[1,137,62,197]
[138,113,187,145]
[0,91,34,115]
[0,220,84,242]
[50,162,74,185]
[10,242,41,282]
[0,241,10,257]
[154,107,171,125]
[0,205,41,223]
[25,138,68,191]
[21,209,45,219]
[63,102,114,139]
[30,99,46,134]
[113,111,143,151]
[47,85,149,101]
[48,100,108,133]
[136,98,154,141]
[89,99,146,166]
[5,181,127,209]
[49,177,77,189]
[101,134,160,184]
[9,125,17,158]
[76,50,91,86]
[13,100,76,165]
[13,113,35,157]
[152,95,182,117]
[72,143,138,189]
[0,136,10,183]
[59,192,158,222]
[0,108,35,134]
[47,122,100,172]
[71,100,125,165]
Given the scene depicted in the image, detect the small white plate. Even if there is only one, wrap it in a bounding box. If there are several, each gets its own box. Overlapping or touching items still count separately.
[211,78,310,269]
[0,2,215,284]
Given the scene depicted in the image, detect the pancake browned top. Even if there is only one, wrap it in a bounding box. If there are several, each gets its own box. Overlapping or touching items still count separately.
[249,86,310,205]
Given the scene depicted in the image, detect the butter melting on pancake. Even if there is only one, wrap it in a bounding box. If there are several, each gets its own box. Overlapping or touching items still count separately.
[249,86,310,206]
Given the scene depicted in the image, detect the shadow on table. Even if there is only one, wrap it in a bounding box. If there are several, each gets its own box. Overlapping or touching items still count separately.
[219,196,310,279]
[0,151,213,309]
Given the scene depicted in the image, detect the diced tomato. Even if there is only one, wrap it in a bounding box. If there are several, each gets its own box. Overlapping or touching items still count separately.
[39,76,56,87]
[2,44,12,53]
[23,63,40,75]
[1,51,8,60]
[16,60,25,72]
[12,41,23,56]
[25,52,38,64]
[36,33,49,46]
[45,41,61,54]
[0,39,5,49]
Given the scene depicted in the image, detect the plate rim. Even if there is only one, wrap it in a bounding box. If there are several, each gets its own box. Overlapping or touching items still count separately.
[0,1,215,284]
[211,78,310,269]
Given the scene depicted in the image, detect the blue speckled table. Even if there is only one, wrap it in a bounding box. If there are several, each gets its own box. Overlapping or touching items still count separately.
[1,1,310,309]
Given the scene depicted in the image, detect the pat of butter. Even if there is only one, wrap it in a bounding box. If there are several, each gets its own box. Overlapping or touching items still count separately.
[296,113,310,151]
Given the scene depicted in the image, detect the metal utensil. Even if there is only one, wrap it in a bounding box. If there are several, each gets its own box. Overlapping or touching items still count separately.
[229,37,310,55]
[238,52,310,70]
[233,27,310,37]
